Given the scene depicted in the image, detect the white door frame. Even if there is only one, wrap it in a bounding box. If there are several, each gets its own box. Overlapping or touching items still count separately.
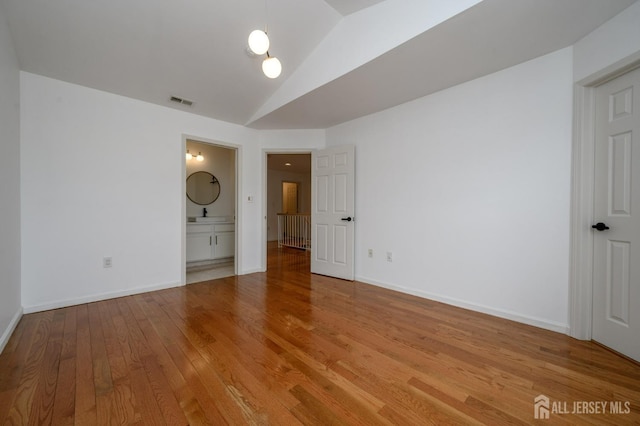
[261,149,313,271]
[181,134,242,285]
[569,54,640,340]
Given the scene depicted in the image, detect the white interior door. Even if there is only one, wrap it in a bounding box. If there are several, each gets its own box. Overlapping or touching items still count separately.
[311,145,355,280]
[592,66,640,362]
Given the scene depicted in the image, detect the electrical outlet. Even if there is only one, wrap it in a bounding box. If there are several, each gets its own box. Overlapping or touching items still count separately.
[368,249,373,258]
[103,257,112,268]
[386,252,393,262]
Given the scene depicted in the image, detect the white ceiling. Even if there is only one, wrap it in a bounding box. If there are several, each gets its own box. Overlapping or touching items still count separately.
[324,0,387,16]
[1,0,637,129]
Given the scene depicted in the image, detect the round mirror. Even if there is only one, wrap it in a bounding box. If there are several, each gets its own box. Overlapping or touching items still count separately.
[186,171,220,205]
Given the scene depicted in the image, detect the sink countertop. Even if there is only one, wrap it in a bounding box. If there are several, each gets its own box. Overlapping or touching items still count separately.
[187,221,234,225]
[187,216,234,224]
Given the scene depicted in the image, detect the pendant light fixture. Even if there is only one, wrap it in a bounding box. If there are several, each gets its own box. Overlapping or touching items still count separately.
[247,0,282,78]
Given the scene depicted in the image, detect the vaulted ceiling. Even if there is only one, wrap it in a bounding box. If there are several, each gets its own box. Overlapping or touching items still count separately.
[1,0,637,129]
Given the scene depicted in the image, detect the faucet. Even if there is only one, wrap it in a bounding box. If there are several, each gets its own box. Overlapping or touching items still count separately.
[203,207,208,217]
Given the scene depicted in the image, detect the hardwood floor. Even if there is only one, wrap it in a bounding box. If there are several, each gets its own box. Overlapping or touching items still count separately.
[1,245,639,425]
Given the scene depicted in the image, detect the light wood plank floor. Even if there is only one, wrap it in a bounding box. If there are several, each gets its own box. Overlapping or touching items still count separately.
[1,244,639,425]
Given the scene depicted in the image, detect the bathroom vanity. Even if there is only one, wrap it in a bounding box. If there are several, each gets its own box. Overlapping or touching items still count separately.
[186,218,235,262]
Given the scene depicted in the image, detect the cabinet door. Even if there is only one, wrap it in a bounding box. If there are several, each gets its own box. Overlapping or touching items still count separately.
[214,232,235,259]
[186,233,212,262]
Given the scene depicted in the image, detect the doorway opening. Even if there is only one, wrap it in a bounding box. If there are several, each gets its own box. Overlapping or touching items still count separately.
[265,153,312,269]
[184,139,238,284]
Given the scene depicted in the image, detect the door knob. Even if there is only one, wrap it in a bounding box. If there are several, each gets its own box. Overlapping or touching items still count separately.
[591,222,610,231]
[341,217,352,222]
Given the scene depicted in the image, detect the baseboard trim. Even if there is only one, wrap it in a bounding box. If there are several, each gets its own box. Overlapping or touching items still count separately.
[240,267,265,275]
[22,281,183,314]
[0,306,24,354]
[355,275,569,335]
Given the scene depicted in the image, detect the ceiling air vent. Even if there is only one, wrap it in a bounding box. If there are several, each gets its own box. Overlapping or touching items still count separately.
[169,96,193,107]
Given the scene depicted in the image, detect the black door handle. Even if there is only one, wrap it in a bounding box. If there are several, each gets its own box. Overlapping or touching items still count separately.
[591,222,610,231]
[341,217,352,222]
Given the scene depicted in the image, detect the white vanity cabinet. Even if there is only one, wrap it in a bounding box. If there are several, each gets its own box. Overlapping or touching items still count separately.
[213,224,235,259]
[186,224,214,262]
[186,222,235,262]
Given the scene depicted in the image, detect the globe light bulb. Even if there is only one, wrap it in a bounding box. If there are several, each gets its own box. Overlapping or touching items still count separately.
[248,30,269,55]
[262,56,282,79]
[196,152,204,161]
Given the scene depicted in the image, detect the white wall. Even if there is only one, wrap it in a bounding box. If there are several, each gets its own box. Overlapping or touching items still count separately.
[260,129,325,150]
[185,141,235,220]
[20,72,266,312]
[327,47,574,332]
[0,4,22,352]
